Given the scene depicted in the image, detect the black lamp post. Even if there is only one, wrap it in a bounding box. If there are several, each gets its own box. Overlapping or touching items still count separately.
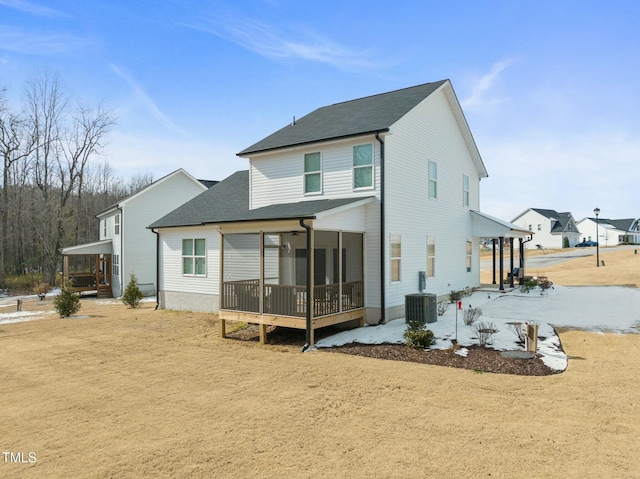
[594,207,600,267]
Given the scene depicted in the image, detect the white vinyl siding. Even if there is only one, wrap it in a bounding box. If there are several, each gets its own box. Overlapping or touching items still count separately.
[160,226,220,295]
[353,143,373,189]
[382,85,481,310]
[248,137,381,209]
[304,152,322,195]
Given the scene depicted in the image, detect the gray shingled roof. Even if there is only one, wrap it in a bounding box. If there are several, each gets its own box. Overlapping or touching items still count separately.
[148,170,371,229]
[531,208,577,233]
[238,80,448,156]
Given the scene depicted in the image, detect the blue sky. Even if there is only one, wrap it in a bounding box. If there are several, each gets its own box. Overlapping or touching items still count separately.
[1,0,638,221]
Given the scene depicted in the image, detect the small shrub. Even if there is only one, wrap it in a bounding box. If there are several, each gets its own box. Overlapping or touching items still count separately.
[474,321,498,347]
[449,290,462,304]
[506,322,526,343]
[404,321,435,349]
[520,277,538,293]
[437,301,449,316]
[538,277,553,292]
[122,274,144,308]
[34,282,51,300]
[463,306,482,326]
[54,280,81,318]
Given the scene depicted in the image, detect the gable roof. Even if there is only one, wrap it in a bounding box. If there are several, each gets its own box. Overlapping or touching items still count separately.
[513,208,578,234]
[238,80,449,156]
[97,168,209,218]
[148,170,372,229]
[581,217,638,232]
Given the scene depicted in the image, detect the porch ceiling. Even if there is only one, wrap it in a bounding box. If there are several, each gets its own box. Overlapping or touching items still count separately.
[60,239,113,255]
[471,210,531,239]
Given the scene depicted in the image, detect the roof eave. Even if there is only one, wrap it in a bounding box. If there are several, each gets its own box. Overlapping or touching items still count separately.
[237,129,390,157]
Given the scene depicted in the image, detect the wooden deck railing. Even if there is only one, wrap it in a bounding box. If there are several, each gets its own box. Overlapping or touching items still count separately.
[222,280,364,317]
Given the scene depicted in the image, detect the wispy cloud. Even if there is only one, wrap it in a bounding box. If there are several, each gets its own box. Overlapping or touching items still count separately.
[0,0,67,17]
[185,8,378,70]
[110,64,188,136]
[462,60,513,109]
[0,26,83,55]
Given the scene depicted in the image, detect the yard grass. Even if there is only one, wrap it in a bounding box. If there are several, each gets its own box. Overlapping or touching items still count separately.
[481,247,640,288]
[1,250,640,478]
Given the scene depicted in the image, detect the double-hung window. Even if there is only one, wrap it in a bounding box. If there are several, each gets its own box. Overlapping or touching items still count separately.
[114,214,120,235]
[463,174,470,207]
[428,161,437,199]
[183,239,206,276]
[466,240,472,272]
[427,236,436,278]
[390,234,401,282]
[353,144,373,189]
[112,254,120,276]
[304,152,322,194]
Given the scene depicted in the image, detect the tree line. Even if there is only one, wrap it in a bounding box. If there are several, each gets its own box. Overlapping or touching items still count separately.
[1,72,152,289]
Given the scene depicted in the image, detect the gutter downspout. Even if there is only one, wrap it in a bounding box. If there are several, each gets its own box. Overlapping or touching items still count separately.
[152,229,160,310]
[375,132,385,324]
[300,218,312,352]
[117,206,124,297]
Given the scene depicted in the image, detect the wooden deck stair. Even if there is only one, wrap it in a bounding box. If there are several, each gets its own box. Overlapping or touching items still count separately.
[97,284,113,299]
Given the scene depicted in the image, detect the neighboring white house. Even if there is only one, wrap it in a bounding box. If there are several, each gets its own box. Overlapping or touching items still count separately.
[150,80,529,345]
[61,169,212,297]
[576,217,640,246]
[511,208,580,249]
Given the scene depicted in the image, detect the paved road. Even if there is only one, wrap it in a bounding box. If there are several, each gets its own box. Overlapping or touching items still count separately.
[481,244,637,270]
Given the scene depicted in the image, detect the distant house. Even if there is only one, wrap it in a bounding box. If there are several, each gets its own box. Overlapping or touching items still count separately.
[511,208,580,249]
[576,217,640,246]
[61,169,213,297]
[150,80,529,345]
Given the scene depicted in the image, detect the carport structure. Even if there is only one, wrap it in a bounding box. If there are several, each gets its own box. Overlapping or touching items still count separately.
[472,211,533,291]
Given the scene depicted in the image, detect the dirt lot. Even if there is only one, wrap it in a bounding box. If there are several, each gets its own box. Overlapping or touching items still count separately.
[1,247,639,478]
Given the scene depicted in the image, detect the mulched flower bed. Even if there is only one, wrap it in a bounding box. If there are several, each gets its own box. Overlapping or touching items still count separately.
[226,324,562,376]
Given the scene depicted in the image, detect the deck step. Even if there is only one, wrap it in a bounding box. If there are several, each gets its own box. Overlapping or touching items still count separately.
[96,284,113,299]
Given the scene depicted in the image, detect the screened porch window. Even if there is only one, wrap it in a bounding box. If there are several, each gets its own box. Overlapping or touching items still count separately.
[183,239,206,276]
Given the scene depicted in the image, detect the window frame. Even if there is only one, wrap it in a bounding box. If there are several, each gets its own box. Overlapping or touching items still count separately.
[463,174,470,207]
[303,151,322,195]
[182,238,207,276]
[112,254,120,276]
[390,234,401,282]
[428,160,438,199]
[114,214,120,235]
[466,240,473,273]
[427,236,435,278]
[352,143,374,190]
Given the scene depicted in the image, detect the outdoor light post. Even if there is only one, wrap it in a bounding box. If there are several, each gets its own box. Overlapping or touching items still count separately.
[594,207,600,267]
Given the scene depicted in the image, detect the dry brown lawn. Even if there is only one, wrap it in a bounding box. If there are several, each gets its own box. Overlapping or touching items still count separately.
[1,248,640,478]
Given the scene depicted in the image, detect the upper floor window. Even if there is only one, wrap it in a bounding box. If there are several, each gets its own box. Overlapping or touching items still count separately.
[428,160,437,199]
[182,239,206,276]
[353,144,373,189]
[390,234,401,282]
[528,224,532,231]
[463,174,470,207]
[304,152,322,194]
[103,219,107,238]
[114,214,120,235]
[537,224,541,231]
